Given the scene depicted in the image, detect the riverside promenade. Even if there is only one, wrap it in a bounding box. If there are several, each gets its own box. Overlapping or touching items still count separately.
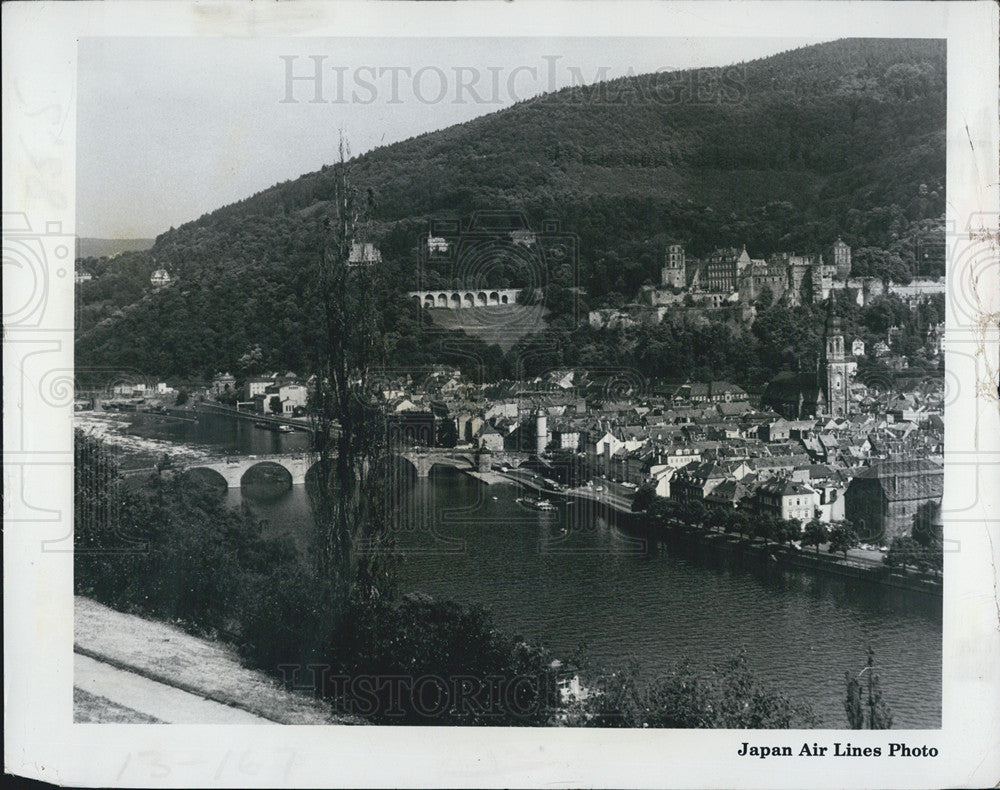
[496,467,637,515]
[492,468,940,596]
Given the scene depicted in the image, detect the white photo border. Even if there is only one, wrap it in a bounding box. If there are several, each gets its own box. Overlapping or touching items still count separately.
[3,2,998,788]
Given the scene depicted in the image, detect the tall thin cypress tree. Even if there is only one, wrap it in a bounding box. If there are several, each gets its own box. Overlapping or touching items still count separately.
[309,135,396,626]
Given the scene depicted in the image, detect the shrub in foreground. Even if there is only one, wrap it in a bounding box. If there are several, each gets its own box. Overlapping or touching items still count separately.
[573,650,817,728]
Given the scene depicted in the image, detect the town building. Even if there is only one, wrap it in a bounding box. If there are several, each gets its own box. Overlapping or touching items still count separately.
[211,372,236,396]
[753,477,817,523]
[826,238,852,280]
[822,306,857,418]
[661,446,703,469]
[550,422,582,451]
[704,477,754,509]
[660,244,687,290]
[704,246,752,293]
[112,382,149,398]
[844,458,944,542]
[535,409,549,455]
[760,301,856,419]
[278,383,309,414]
[246,377,275,399]
[349,242,382,265]
[674,381,749,404]
[150,268,172,288]
[671,461,730,501]
[670,460,751,501]
[427,233,449,254]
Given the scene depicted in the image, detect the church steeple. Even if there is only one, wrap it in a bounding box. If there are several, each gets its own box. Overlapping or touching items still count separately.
[825,302,845,362]
[823,293,852,417]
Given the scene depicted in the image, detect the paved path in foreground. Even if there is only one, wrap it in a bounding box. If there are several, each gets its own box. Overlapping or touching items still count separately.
[74,653,271,725]
[75,597,356,724]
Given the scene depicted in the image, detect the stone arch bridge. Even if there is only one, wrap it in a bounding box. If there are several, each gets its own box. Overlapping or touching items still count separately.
[407,289,520,309]
[182,449,479,488]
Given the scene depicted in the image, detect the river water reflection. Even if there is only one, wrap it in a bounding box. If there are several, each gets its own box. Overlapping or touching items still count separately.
[123,410,942,728]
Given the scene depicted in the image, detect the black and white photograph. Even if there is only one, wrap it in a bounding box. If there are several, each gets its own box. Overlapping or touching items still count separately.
[4,2,999,788]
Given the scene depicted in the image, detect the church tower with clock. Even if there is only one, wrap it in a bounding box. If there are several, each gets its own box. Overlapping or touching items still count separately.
[823,300,855,417]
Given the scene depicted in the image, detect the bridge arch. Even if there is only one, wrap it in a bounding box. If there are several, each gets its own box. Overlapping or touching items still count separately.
[394,450,478,478]
[240,461,293,499]
[408,288,520,309]
[181,466,228,495]
[429,456,476,473]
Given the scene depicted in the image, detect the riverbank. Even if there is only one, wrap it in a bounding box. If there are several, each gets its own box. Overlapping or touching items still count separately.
[637,519,942,597]
[73,410,941,601]
[71,429,941,727]
[465,470,515,485]
[197,401,316,431]
[495,470,941,598]
[74,411,214,466]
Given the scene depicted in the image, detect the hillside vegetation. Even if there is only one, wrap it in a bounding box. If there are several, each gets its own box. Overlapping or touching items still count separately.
[76,38,945,382]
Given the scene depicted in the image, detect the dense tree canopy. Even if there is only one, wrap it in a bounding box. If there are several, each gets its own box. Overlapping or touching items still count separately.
[76,38,945,383]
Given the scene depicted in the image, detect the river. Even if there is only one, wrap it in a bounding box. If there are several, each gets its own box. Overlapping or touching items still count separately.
[88,409,943,728]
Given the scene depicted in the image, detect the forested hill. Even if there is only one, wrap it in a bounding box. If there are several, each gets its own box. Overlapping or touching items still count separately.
[76,38,945,380]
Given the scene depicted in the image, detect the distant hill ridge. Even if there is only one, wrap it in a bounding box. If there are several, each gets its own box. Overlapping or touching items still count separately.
[194,37,943,240]
[75,38,945,379]
[77,237,155,260]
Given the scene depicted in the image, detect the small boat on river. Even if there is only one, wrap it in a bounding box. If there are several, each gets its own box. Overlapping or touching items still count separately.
[517,496,557,511]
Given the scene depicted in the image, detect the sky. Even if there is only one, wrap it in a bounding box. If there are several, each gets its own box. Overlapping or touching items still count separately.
[76,36,832,239]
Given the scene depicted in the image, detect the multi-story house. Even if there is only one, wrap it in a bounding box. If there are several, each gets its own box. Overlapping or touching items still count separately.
[278,383,308,414]
[671,461,730,501]
[246,377,275,399]
[753,477,817,523]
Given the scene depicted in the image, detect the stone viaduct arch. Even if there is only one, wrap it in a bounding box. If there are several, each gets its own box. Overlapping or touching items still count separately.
[407,289,519,309]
